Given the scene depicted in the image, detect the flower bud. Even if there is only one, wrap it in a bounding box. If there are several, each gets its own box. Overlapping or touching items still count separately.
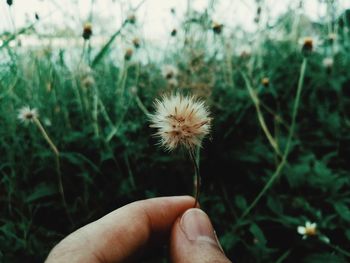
[124,48,133,60]
[171,28,177,37]
[82,23,92,40]
[132,38,140,48]
[212,22,223,34]
[302,37,313,55]
[261,77,269,87]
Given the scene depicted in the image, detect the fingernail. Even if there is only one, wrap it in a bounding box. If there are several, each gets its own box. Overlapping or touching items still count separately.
[180,208,222,249]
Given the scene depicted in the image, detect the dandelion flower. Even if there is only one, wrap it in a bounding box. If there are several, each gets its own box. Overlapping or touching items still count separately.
[161,65,179,80]
[18,106,38,123]
[149,93,211,151]
[297,221,317,239]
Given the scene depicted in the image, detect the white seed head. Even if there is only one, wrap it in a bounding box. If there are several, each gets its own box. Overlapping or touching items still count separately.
[149,93,211,151]
[18,106,38,123]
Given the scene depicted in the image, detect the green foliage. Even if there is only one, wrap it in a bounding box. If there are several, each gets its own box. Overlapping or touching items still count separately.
[1,2,350,263]
[303,253,347,263]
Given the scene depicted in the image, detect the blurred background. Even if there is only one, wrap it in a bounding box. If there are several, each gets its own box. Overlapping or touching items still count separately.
[1,0,350,262]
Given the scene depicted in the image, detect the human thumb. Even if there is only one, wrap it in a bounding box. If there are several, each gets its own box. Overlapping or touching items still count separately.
[170,208,232,263]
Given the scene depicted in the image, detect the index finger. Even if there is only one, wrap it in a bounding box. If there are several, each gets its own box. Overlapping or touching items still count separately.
[46,196,195,263]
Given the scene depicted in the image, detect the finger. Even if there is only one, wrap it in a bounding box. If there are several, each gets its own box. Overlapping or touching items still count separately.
[46,196,195,263]
[170,208,232,263]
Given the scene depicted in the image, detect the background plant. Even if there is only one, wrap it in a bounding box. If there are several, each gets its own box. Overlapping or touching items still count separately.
[1,1,350,262]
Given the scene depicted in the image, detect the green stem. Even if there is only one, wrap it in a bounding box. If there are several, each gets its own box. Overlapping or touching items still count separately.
[34,118,59,156]
[135,94,150,116]
[239,58,307,220]
[275,248,292,263]
[242,73,282,157]
[189,148,200,208]
[284,58,307,155]
[33,118,73,226]
[325,242,350,258]
[92,86,99,138]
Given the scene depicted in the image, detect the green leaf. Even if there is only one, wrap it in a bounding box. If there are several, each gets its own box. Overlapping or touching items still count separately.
[345,229,350,241]
[235,195,247,211]
[220,231,240,250]
[303,253,347,263]
[334,202,350,222]
[285,162,309,188]
[0,24,34,50]
[91,22,127,67]
[61,152,100,173]
[267,195,283,214]
[249,223,267,246]
[25,183,57,203]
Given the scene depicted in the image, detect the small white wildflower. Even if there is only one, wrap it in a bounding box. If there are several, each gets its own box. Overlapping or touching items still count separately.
[297,221,317,239]
[161,65,179,80]
[149,93,211,151]
[18,106,39,124]
[322,57,334,68]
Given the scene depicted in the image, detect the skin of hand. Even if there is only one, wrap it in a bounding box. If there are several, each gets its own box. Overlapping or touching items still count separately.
[45,196,231,263]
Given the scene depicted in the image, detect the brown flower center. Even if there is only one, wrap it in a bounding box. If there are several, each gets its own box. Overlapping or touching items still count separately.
[25,113,34,119]
[305,227,317,236]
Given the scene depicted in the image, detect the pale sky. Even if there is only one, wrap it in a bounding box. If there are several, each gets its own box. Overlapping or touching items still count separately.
[1,0,349,45]
[0,0,350,35]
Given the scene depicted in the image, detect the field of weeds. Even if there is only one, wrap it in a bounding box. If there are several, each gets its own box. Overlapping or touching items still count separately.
[1,0,350,262]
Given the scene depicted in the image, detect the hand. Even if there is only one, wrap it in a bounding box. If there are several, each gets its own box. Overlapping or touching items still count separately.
[45,196,231,263]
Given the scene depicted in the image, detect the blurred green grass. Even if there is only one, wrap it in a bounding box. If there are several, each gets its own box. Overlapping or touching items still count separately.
[1,2,350,262]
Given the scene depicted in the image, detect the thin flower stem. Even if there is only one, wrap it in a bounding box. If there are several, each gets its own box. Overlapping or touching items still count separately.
[242,72,282,157]
[106,98,132,142]
[135,94,150,116]
[239,58,307,220]
[124,154,136,190]
[33,118,73,226]
[259,101,291,131]
[92,86,99,138]
[78,40,87,69]
[98,99,114,127]
[275,248,292,263]
[325,242,350,258]
[189,148,201,208]
[33,118,58,156]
